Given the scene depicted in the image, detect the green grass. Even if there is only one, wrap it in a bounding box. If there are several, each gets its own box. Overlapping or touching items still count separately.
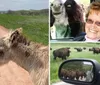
[0,14,48,45]
[50,43,100,84]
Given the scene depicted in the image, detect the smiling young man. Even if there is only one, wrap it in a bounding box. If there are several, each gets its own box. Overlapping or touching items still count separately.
[74,1,100,42]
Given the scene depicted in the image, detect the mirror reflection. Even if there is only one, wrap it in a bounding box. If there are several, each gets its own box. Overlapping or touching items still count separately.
[60,61,94,82]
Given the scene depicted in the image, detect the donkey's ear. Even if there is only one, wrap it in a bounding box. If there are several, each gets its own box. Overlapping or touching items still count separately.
[9,28,23,47]
[2,28,23,48]
[10,28,22,39]
[16,28,23,34]
[10,28,23,38]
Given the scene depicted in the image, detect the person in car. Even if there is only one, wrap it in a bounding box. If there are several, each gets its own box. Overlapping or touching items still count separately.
[73,1,100,42]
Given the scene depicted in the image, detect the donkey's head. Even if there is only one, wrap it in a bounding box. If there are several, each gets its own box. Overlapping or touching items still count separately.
[51,0,65,18]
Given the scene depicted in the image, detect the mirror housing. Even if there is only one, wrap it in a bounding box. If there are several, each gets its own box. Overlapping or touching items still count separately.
[58,59,100,85]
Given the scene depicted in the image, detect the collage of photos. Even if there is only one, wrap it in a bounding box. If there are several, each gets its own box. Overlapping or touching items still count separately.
[50,0,100,85]
[0,0,100,85]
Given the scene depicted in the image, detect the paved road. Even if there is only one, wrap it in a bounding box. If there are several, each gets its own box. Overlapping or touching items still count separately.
[52,81,74,85]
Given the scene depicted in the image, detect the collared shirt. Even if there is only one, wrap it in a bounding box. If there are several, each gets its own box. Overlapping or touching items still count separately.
[85,35,100,42]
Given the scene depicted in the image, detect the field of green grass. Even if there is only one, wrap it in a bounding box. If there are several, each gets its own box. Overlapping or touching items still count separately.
[50,43,100,84]
[0,14,48,45]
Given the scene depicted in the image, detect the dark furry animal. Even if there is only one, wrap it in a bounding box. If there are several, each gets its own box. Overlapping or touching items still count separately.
[53,48,70,60]
[83,47,86,50]
[50,9,55,27]
[64,0,83,22]
[92,47,100,54]
[50,47,52,50]
[64,0,84,37]
[76,70,86,80]
[89,47,100,54]
[89,48,93,51]
[74,48,82,52]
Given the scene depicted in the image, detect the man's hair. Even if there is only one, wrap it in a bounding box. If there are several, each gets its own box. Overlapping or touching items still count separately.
[86,1,100,20]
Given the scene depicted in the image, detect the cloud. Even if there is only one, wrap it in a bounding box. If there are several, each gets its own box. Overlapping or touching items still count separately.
[0,0,48,11]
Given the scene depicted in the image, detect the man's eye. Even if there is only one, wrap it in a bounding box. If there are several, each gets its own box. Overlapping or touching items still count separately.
[95,22,100,26]
[86,19,93,24]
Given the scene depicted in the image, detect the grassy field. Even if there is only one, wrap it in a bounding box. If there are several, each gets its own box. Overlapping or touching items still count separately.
[0,14,48,45]
[50,42,100,84]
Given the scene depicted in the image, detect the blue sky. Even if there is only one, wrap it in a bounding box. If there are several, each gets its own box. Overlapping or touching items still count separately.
[0,0,49,11]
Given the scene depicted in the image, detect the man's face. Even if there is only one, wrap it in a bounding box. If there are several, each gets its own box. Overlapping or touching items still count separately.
[85,12,100,40]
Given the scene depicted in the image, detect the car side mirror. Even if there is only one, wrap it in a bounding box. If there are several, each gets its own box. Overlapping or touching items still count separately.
[58,59,100,85]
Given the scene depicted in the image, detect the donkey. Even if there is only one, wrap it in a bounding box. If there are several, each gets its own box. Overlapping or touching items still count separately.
[50,0,70,39]
[0,28,49,85]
